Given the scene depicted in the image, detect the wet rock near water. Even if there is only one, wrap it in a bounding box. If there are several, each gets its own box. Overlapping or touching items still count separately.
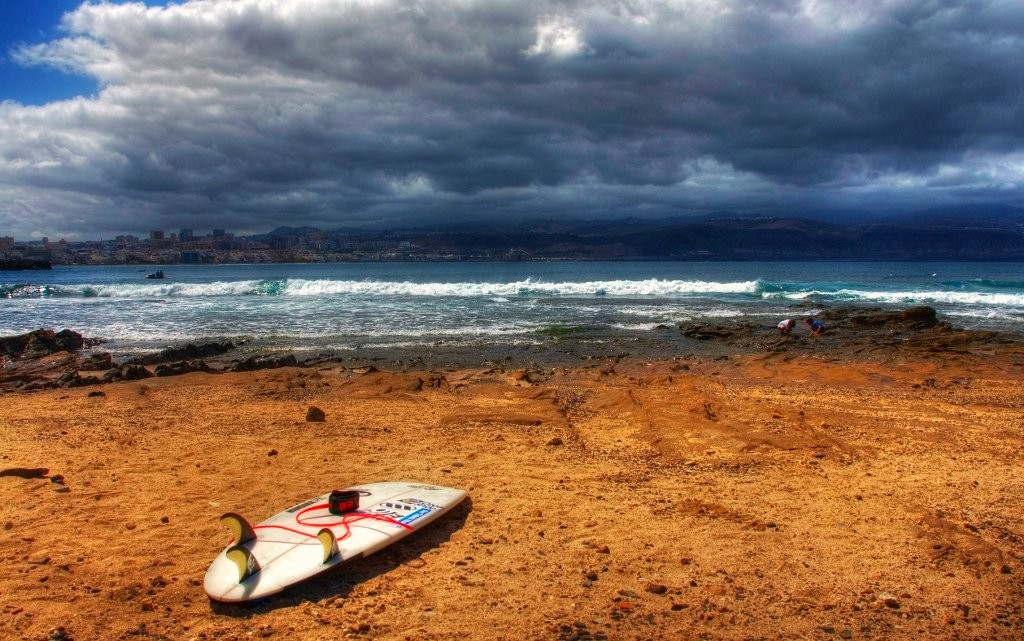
[0,329,86,362]
[680,322,761,342]
[0,328,108,392]
[79,352,113,370]
[676,306,1016,359]
[56,371,102,389]
[126,341,235,365]
[154,360,213,377]
[102,364,154,383]
[832,305,939,329]
[231,354,298,372]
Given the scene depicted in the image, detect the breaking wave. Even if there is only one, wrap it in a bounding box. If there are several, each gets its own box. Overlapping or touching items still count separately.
[766,289,1024,306]
[3,278,762,299]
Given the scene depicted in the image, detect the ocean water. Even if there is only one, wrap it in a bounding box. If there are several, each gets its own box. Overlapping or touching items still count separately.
[2,261,1023,357]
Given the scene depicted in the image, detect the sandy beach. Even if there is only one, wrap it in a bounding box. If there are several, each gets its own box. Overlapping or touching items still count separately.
[2,317,1023,641]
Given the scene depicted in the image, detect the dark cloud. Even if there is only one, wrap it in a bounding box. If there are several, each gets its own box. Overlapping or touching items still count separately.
[1,0,1022,239]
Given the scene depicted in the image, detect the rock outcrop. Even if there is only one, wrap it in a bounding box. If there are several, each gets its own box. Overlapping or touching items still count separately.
[127,341,235,365]
[230,354,298,372]
[0,329,85,361]
[154,360,213,377]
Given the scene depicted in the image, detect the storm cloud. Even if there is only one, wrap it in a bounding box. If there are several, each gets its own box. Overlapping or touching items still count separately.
[2,0,1023,238]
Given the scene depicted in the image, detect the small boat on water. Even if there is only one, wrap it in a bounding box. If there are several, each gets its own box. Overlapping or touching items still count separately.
[145,270,168,279]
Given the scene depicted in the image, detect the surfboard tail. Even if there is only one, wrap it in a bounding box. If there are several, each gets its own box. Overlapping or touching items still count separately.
[225,545,261,582]
[220,512,256,545]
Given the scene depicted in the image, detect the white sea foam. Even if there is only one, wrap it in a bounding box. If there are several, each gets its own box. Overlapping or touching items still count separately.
[700,308,747,318]
[767,289,1024,306]
[280,278,760,297]
[944,309,1024,322]
[80,325,540,343]
[53,280,272,298]
[611,322,668,331]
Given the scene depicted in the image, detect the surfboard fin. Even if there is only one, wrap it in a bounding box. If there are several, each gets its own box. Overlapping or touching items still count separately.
[220,512,256,545]
[317,528,339,564]
[225,545,261,583]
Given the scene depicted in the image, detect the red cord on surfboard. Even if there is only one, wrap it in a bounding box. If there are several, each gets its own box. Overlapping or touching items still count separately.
[229,503,414,543]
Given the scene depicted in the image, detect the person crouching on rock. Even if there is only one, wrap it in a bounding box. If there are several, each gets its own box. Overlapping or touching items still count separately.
[777,319,796,335]
[805,317,826,335]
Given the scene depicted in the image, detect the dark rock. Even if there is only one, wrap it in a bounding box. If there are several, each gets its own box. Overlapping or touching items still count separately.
[100,364,152,382]
[424,373,447,388]
[154,360,213,377]
[49,474,66,485]
[0,328,85,361]
[57,371,80,388]
[547,437,564,446]
[54,371,98,388]
[79,352,113,370]
[679,321,762,342]
[844,306,938,329]
[160,516,170,524]
[0,467,49,479]
[54,329,85,352]
[267,449,278,456]
[20,381,52,391]
[87,390,106,398]
[120,365,153,381]
[127,341,235,365]
[680,325,739,340]
[646,583,668,595]
[306,406,326,422]
[231,354,298,372]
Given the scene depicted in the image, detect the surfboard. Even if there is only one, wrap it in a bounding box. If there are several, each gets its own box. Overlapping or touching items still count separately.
[203,481,468,603]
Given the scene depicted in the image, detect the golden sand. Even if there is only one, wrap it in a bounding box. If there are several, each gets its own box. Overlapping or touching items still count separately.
[1,353,1022,640]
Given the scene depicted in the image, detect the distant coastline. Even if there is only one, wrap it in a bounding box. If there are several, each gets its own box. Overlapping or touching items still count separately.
[0,258,51,270]
[4,206,1024,265]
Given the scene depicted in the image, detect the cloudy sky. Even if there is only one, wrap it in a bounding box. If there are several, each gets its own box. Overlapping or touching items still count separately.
[1,0,1022,240]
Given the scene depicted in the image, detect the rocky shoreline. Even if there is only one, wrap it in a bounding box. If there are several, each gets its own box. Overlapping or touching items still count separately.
[2,305,1019,394]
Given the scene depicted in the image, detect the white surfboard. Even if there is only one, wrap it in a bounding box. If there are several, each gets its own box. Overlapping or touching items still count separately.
[204,481,468,603]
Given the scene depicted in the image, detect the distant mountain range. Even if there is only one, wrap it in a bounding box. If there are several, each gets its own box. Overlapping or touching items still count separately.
[257,204,1024,260]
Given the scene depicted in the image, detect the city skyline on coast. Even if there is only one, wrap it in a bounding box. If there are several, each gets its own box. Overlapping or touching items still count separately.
[1,0,1023,240]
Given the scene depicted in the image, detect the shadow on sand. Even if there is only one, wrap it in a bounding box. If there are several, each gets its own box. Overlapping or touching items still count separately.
[209,497,473,616]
